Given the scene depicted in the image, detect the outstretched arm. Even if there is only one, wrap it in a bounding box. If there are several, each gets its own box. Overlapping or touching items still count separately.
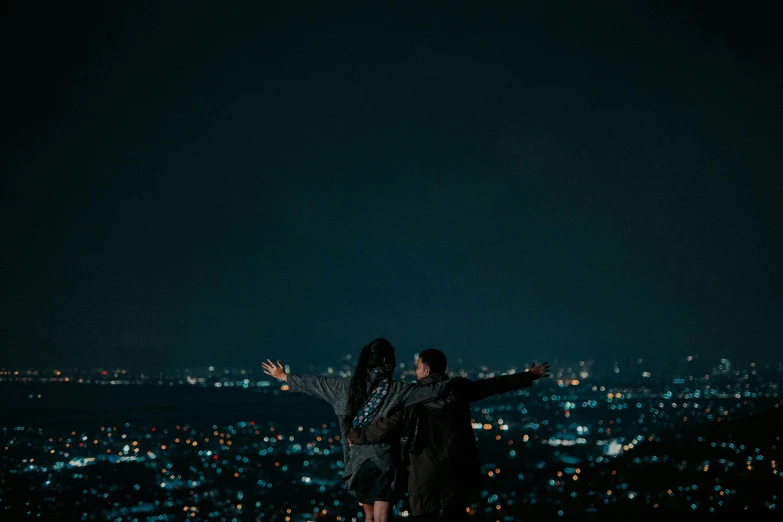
[262,359,348,412]
[451,361,551,402]
[393,379,451,408]
[348,407,406,445]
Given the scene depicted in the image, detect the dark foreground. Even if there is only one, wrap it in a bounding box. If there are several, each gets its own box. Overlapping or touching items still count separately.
[1,384,780,521]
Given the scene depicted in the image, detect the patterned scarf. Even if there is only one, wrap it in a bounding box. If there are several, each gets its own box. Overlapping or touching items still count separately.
[352,369,390,428]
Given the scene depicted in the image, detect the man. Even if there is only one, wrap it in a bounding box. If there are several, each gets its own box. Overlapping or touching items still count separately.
[347,350,550,521]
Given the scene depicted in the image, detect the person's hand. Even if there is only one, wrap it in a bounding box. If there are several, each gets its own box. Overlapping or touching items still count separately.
[528,361,551,380]
[262,360,288,381]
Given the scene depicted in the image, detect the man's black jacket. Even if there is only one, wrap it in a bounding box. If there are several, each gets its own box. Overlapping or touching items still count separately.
[348,371,537,516]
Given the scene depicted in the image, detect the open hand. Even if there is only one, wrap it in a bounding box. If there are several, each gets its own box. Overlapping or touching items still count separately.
[528,361,551,379]
[262,360,288,381]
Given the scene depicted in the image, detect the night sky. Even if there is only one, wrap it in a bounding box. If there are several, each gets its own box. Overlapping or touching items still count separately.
[3,1,781,372]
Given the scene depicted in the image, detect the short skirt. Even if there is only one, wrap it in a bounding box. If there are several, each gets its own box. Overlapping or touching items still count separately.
[352,459,395,503]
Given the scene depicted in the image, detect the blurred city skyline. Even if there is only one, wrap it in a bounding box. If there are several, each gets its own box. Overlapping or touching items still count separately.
[2,351,780,520]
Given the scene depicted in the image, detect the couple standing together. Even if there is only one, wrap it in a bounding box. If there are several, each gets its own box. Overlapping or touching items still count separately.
[262,338,550,521]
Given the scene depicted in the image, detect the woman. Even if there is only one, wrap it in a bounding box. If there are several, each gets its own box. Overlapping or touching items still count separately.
[262,338,450,522]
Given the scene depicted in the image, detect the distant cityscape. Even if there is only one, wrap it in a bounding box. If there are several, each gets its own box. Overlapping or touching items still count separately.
[1,356,780,521]
[1,353,776,387]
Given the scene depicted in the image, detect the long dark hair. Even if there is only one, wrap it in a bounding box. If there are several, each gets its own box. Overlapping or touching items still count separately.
[347,338,396,419]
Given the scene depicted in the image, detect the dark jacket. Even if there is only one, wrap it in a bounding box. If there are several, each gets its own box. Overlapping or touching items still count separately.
[348,371,537,515]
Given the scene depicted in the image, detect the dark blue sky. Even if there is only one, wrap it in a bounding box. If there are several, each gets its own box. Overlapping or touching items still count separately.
[3,1,781,371]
